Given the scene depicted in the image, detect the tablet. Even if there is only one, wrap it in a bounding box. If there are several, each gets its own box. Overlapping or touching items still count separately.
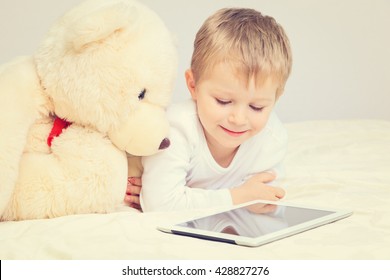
[157,200,352,247]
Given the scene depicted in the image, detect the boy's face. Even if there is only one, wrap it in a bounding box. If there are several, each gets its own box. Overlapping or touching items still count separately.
[186,62,278,157]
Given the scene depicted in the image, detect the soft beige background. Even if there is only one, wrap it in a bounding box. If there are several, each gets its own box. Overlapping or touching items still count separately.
[1,0,389,122]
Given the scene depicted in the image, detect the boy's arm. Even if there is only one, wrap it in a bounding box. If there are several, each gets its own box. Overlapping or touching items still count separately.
[231,117,288,206]
[230,172,285,206]
[140,129,232,212]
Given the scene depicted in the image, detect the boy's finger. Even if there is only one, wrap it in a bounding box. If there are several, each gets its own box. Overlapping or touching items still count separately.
[253,172,276,183]
[128,177,142,186]
[125,194,140,205]
[126,185,141,195]
[129,203,142,211]
[274,187,286,198]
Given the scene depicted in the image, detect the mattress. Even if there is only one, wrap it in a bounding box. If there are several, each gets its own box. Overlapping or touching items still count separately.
[1,119,389,259]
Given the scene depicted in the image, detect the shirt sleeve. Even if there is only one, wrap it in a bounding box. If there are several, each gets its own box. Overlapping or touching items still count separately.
[140,115,232,212]
[263,114,288,185]
[246,112,288,186]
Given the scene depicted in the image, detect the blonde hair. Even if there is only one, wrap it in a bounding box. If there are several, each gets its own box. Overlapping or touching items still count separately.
[191,8,292,97]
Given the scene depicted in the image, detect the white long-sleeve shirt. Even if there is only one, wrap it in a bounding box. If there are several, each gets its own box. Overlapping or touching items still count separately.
[140,99,288,212]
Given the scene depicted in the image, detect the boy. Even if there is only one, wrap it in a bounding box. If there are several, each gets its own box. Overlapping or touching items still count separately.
[126,7,292,211]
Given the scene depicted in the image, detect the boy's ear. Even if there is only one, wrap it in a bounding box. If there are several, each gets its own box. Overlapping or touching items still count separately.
[185,69,197,100]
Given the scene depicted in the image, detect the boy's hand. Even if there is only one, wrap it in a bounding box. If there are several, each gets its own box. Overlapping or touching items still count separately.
[230,172,285,206]
[124,177,142,210]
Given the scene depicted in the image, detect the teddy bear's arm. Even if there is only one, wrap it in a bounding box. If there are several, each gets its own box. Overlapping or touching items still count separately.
[1,124,129,220]
[0,57,43,216]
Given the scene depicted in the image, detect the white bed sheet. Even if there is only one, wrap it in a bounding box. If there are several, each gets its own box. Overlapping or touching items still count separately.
[1,119,389,259]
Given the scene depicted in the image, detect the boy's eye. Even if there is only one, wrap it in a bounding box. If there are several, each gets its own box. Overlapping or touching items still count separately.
[215,98,231,105]
[250,105,264,112]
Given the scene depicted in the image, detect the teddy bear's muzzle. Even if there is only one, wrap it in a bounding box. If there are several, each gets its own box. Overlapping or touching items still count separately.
[158,137,170,150]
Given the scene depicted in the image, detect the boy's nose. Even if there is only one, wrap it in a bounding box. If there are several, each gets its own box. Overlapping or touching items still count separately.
[228,107,247,125]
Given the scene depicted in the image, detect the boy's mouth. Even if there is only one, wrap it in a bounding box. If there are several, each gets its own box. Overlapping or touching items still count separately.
[220,125,248,137]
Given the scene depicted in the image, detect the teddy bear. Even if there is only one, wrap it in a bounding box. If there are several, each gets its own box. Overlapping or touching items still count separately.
[0,0,177,221]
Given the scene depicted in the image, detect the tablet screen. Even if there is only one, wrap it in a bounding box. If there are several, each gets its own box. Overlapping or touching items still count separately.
[176,202,335,238]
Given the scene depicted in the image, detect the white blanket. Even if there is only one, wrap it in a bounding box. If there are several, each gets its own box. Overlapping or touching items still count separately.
[1,120,389,259]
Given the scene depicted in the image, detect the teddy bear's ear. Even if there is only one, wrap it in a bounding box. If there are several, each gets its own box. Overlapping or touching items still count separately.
[67,2,139,51]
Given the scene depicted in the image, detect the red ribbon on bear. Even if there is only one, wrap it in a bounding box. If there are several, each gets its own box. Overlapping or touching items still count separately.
[47,116,72,147]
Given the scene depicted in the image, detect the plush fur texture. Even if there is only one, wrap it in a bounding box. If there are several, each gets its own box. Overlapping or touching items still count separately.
[0,0,177,221]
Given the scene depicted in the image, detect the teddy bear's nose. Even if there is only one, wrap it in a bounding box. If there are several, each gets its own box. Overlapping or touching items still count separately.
[158,138,170,150]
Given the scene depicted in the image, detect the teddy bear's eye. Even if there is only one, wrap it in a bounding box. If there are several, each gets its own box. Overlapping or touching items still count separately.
[138,89,146,100]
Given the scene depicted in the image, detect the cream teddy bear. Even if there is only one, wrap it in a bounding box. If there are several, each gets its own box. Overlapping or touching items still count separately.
[0,0,177,221]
